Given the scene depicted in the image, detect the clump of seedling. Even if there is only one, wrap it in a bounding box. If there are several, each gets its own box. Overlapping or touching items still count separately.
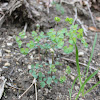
[16,17,100,100]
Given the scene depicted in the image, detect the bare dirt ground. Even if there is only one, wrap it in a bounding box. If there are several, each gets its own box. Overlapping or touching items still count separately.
[0,1,100,100]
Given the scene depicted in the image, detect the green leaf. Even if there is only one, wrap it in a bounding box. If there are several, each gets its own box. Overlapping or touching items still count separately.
[40,64,43,67]
[16,36,20,42]
[75,70,98,100]
[54,79,58,84]
[75,44,82,87]
[35,63,39,69]
[29,69,32,74]
[84,80,100,95]
[55,61,60,65]
[50,64,57,72]
[18,40,22,48]
[31,64,34,68]
[38,72,43,77]
[26,40,35,49]
[57,40,64,48]
[54,17,61,22]
[40,32,45,38]
[59,76,66,83]
[63,45,74,54]
[19,31,25,38]
[51,34,56,40]
[43,78,47,81]
[69,39,73,44]
[32,71,37,79]
[47,71,51,74]
[52,76,56,80]
[66,66,71,75]
[77,28,83,34]
[65,17,70,22]
[20,48,29,55]
[47,77,52,85]
[65,18,73,24]
[32,31,37,37]
[39,77,42,81]
[40,81,46,88]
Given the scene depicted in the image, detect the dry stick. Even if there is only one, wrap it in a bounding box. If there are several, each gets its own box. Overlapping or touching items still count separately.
[18,78,36,99]
[61,57,100,72]
[86,0,96,28]
[35,82,37,100]
[73,7,88,36]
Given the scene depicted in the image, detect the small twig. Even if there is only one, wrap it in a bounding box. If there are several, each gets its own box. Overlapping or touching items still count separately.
[73,7,77,25]
[6,82,25,90]
[77,18,88,36]
[86,0,96,28]
[23,23,27,33]
[61,57,100,72]
[18,78,36,99]
[35,82,37,100]
[73,7,88,36]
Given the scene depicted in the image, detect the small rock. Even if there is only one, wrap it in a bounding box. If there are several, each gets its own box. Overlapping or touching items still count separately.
[2,66,8,69]
[44,88,49,95]
[0,58,1,63]
[18,69,23,72]
[4,49,11,53]
[28,65,31,69]
[5,54,11,59]
[48,58,52,64]
[70,75,75,80]
[4,62,10,67]
[79,98,84,100]
[97,71,100,80]
[0,50,2,57]
[7,43,13,46]
[0,68,2,72]
[16,62,19,65]
[1,45,5,48]
[75,85,79,91]
[30,55,34,61]
[78,52,84,57]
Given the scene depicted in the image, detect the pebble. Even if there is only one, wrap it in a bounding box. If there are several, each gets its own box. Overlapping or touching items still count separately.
[44,88,49,95]
[0,49,2,57]
[2,66,8,69]
[18,69,23,72]
[97,72,100,80]
[28,65,31,69]
[0,68,2,72]
[79,98,84,100]
[0,58,1,63]
[4,62,10,67]
[7,43,13,46]
[4,49,11,53]
[30,55,34,61]
[5,54,11,59]
[16,62,19,65]
[48,58,52,64]
[70,75,75,80]
[75,85,79,91]
[78,52,84,57]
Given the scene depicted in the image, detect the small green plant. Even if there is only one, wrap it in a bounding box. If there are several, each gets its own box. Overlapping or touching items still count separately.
[59,75,66,83]
[29,63,58,88]
[52,1,65,15]
[15,17,100,97]
[66,66,71,75]
[68,33,100,100]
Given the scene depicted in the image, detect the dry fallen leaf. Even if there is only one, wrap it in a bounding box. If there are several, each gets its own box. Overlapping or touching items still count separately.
[96,17,100,22]
[88,26,100,32]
